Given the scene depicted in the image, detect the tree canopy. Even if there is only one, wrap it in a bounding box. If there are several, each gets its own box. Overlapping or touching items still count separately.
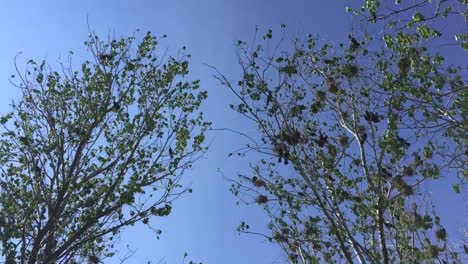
[0,32,209,263]
[220,0,467,263]
[0,1,466,263]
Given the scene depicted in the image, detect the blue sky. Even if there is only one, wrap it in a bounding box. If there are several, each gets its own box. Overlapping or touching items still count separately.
[0,1,465,263]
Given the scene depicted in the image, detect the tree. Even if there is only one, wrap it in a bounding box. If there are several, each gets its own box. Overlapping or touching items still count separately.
[0,31,210,263]
[349,0,468,52]
[217,1,466,263]
[348,0,468,175]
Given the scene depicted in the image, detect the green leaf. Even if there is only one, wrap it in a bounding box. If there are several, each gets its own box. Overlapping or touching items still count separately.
[412,12,425,22]
[417,25,430,39]
[461,42,468,50]
[442,6,452,18]
[0,113,13,125]
[383,34,394,48]
[452,183,460,194]
[36,73,43,83]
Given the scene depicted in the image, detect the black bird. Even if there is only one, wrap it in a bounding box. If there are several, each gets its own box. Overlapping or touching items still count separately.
[359,132,367,144]
[381,167,392,178]
[348,35,360,52]
[396,136,410,147]
[169,147,174,159]
[364,111,381,123]
[113,101,120,111]
[315,131,328,147]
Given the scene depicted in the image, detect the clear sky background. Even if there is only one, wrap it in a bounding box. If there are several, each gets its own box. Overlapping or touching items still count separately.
[0,1,465,264]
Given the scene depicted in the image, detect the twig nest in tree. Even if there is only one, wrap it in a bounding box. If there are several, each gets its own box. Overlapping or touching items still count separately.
[435,228,446,241]
[403,166,415,176]
[343,64,359,78]
[252,176,265,187]
[316,90,327,101]
[338,135,348,147]
[398,57,411,76]
[256,194,268,204]
[427,245,439,258]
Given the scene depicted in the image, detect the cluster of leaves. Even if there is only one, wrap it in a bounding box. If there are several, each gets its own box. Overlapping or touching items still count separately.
[347,0,468,190]
[0,32,210,263]
[347,0,468,50]
[220,11,466,264]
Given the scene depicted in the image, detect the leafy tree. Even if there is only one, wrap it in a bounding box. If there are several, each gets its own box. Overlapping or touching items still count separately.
[217,1,466,263]
[349,0,467,52]
[349,0,468,174]
[0,31,210,263]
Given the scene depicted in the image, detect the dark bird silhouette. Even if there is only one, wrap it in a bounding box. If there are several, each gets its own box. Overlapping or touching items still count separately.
[169,147,174,159]
[348,35,360,52]
[359,132,367,144]
[381,167,392,178]
[364,111,381,123]
[315,131,328,147]
[113,101,120,111]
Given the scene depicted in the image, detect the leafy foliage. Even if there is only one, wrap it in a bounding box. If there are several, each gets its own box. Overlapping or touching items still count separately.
[346,0,468,51]
[219,7,466,263]
[0,32,210,263]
